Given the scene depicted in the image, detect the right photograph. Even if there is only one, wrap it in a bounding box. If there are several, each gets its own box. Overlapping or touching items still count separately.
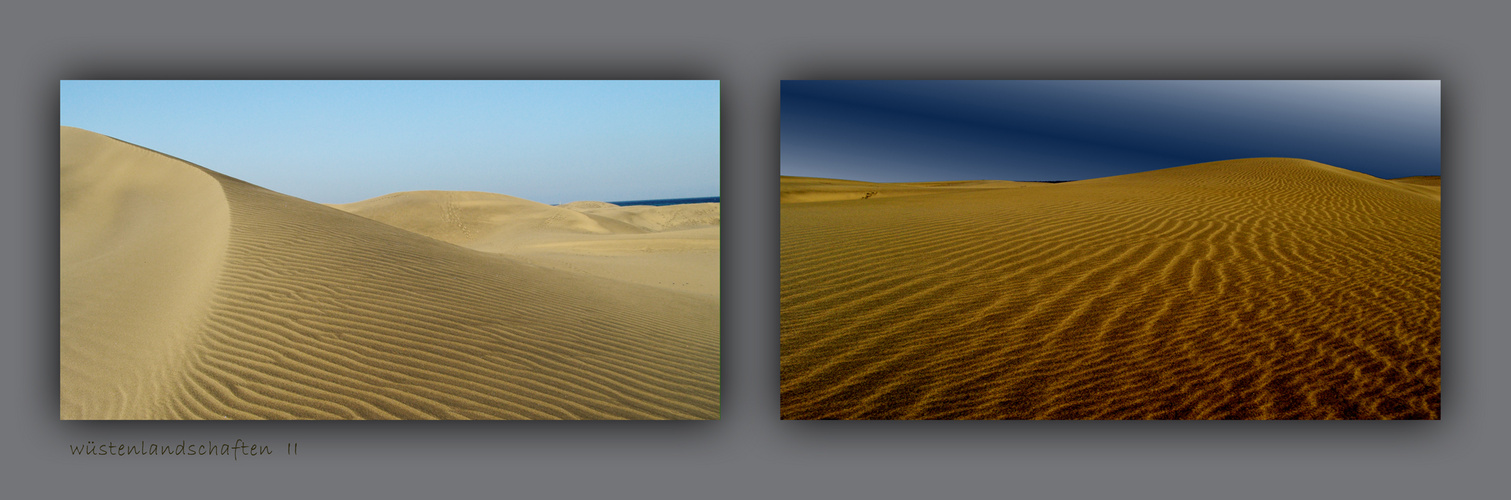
[779,80,1441,420]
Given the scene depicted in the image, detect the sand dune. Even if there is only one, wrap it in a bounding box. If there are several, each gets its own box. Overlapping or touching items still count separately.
[1391,175,1440,186]
[60,127,231,419]
[781,158,1440,419]
[60,127,719,419]
[1390,176,1442,201]
[332,193,720,297]
[329,191,645,245]
[565,201,720,232]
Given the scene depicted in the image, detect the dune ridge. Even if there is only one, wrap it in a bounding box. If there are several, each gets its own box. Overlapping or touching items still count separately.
[61,127,718,419]
[780,158,1440,419]
[60,127,231,419]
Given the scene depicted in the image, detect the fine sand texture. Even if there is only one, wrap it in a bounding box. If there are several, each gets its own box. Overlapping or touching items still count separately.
[780,158,1440,419]
[61,127,719,419]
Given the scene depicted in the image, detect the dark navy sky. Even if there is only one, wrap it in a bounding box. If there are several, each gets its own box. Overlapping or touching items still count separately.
[781,80,1441,182]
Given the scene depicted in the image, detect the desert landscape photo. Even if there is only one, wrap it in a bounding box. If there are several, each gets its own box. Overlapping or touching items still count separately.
[60,80,721,420]
[780,80,1441,419]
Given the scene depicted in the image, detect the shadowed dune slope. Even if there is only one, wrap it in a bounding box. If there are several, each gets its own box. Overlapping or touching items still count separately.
[780,158,1440,419]
[61,127,718,419]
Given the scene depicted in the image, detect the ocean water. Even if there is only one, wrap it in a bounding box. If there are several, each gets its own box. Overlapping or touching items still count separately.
[603,196,720,207]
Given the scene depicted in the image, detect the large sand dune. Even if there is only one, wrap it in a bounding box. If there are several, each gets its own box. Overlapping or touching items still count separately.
[61,127,719,419]
[780,158,1440,419]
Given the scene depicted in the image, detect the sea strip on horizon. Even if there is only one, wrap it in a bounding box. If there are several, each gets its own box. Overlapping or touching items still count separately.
[588,196,720,207]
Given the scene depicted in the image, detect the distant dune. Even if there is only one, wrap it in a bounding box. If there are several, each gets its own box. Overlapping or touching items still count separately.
[1391,175,1441,186]
[781,158,1440,419]
[330,191,720,297]
[61,127,719,419]
[780,176,1035,203]
[1390,176,1442,200]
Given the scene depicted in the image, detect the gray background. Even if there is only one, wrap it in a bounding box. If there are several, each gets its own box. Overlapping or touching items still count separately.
[3,1,1503,498]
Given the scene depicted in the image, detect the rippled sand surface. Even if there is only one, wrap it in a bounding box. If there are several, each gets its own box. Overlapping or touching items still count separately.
[781,159,1439,419]
[61,127,719,419]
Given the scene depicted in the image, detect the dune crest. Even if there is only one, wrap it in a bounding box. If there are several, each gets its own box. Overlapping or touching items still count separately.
[61,127,719,419]
[781,158,1440,419]
[60,127,232,419]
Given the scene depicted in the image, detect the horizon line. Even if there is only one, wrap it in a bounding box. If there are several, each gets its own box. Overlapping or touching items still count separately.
[780,157,1442,185]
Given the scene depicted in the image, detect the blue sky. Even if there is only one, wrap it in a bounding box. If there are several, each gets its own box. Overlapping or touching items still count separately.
[781,80,1440,182]
[61,80,720,204]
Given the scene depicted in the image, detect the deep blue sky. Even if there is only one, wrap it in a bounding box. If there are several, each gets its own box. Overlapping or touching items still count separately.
[781,80,1440,182]
[61,80,720,204]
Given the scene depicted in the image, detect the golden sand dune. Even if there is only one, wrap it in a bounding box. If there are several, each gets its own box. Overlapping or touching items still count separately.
[61,127,718,419]
[1391,175,1440,186]
[1390,176,1441,201]
[333,193,720,297]
[781,158,1439,419]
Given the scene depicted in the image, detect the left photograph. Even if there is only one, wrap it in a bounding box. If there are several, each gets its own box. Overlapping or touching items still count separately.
[59,80,721,420]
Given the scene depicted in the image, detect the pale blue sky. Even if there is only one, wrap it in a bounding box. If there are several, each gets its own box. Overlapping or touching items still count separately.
[61,80,720,204]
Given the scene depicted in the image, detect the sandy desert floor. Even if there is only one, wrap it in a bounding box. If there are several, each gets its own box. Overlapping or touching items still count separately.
[780,159,1440,419]
[60,127,719,419]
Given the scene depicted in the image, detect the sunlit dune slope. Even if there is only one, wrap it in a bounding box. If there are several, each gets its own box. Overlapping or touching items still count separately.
[61,127,231,419]
[61,127,718,419]
[780,158,1440,419]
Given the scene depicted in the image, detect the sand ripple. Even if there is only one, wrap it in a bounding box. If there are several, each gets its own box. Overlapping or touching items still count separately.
[780,159,1439,419]
[61,127,718,419]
